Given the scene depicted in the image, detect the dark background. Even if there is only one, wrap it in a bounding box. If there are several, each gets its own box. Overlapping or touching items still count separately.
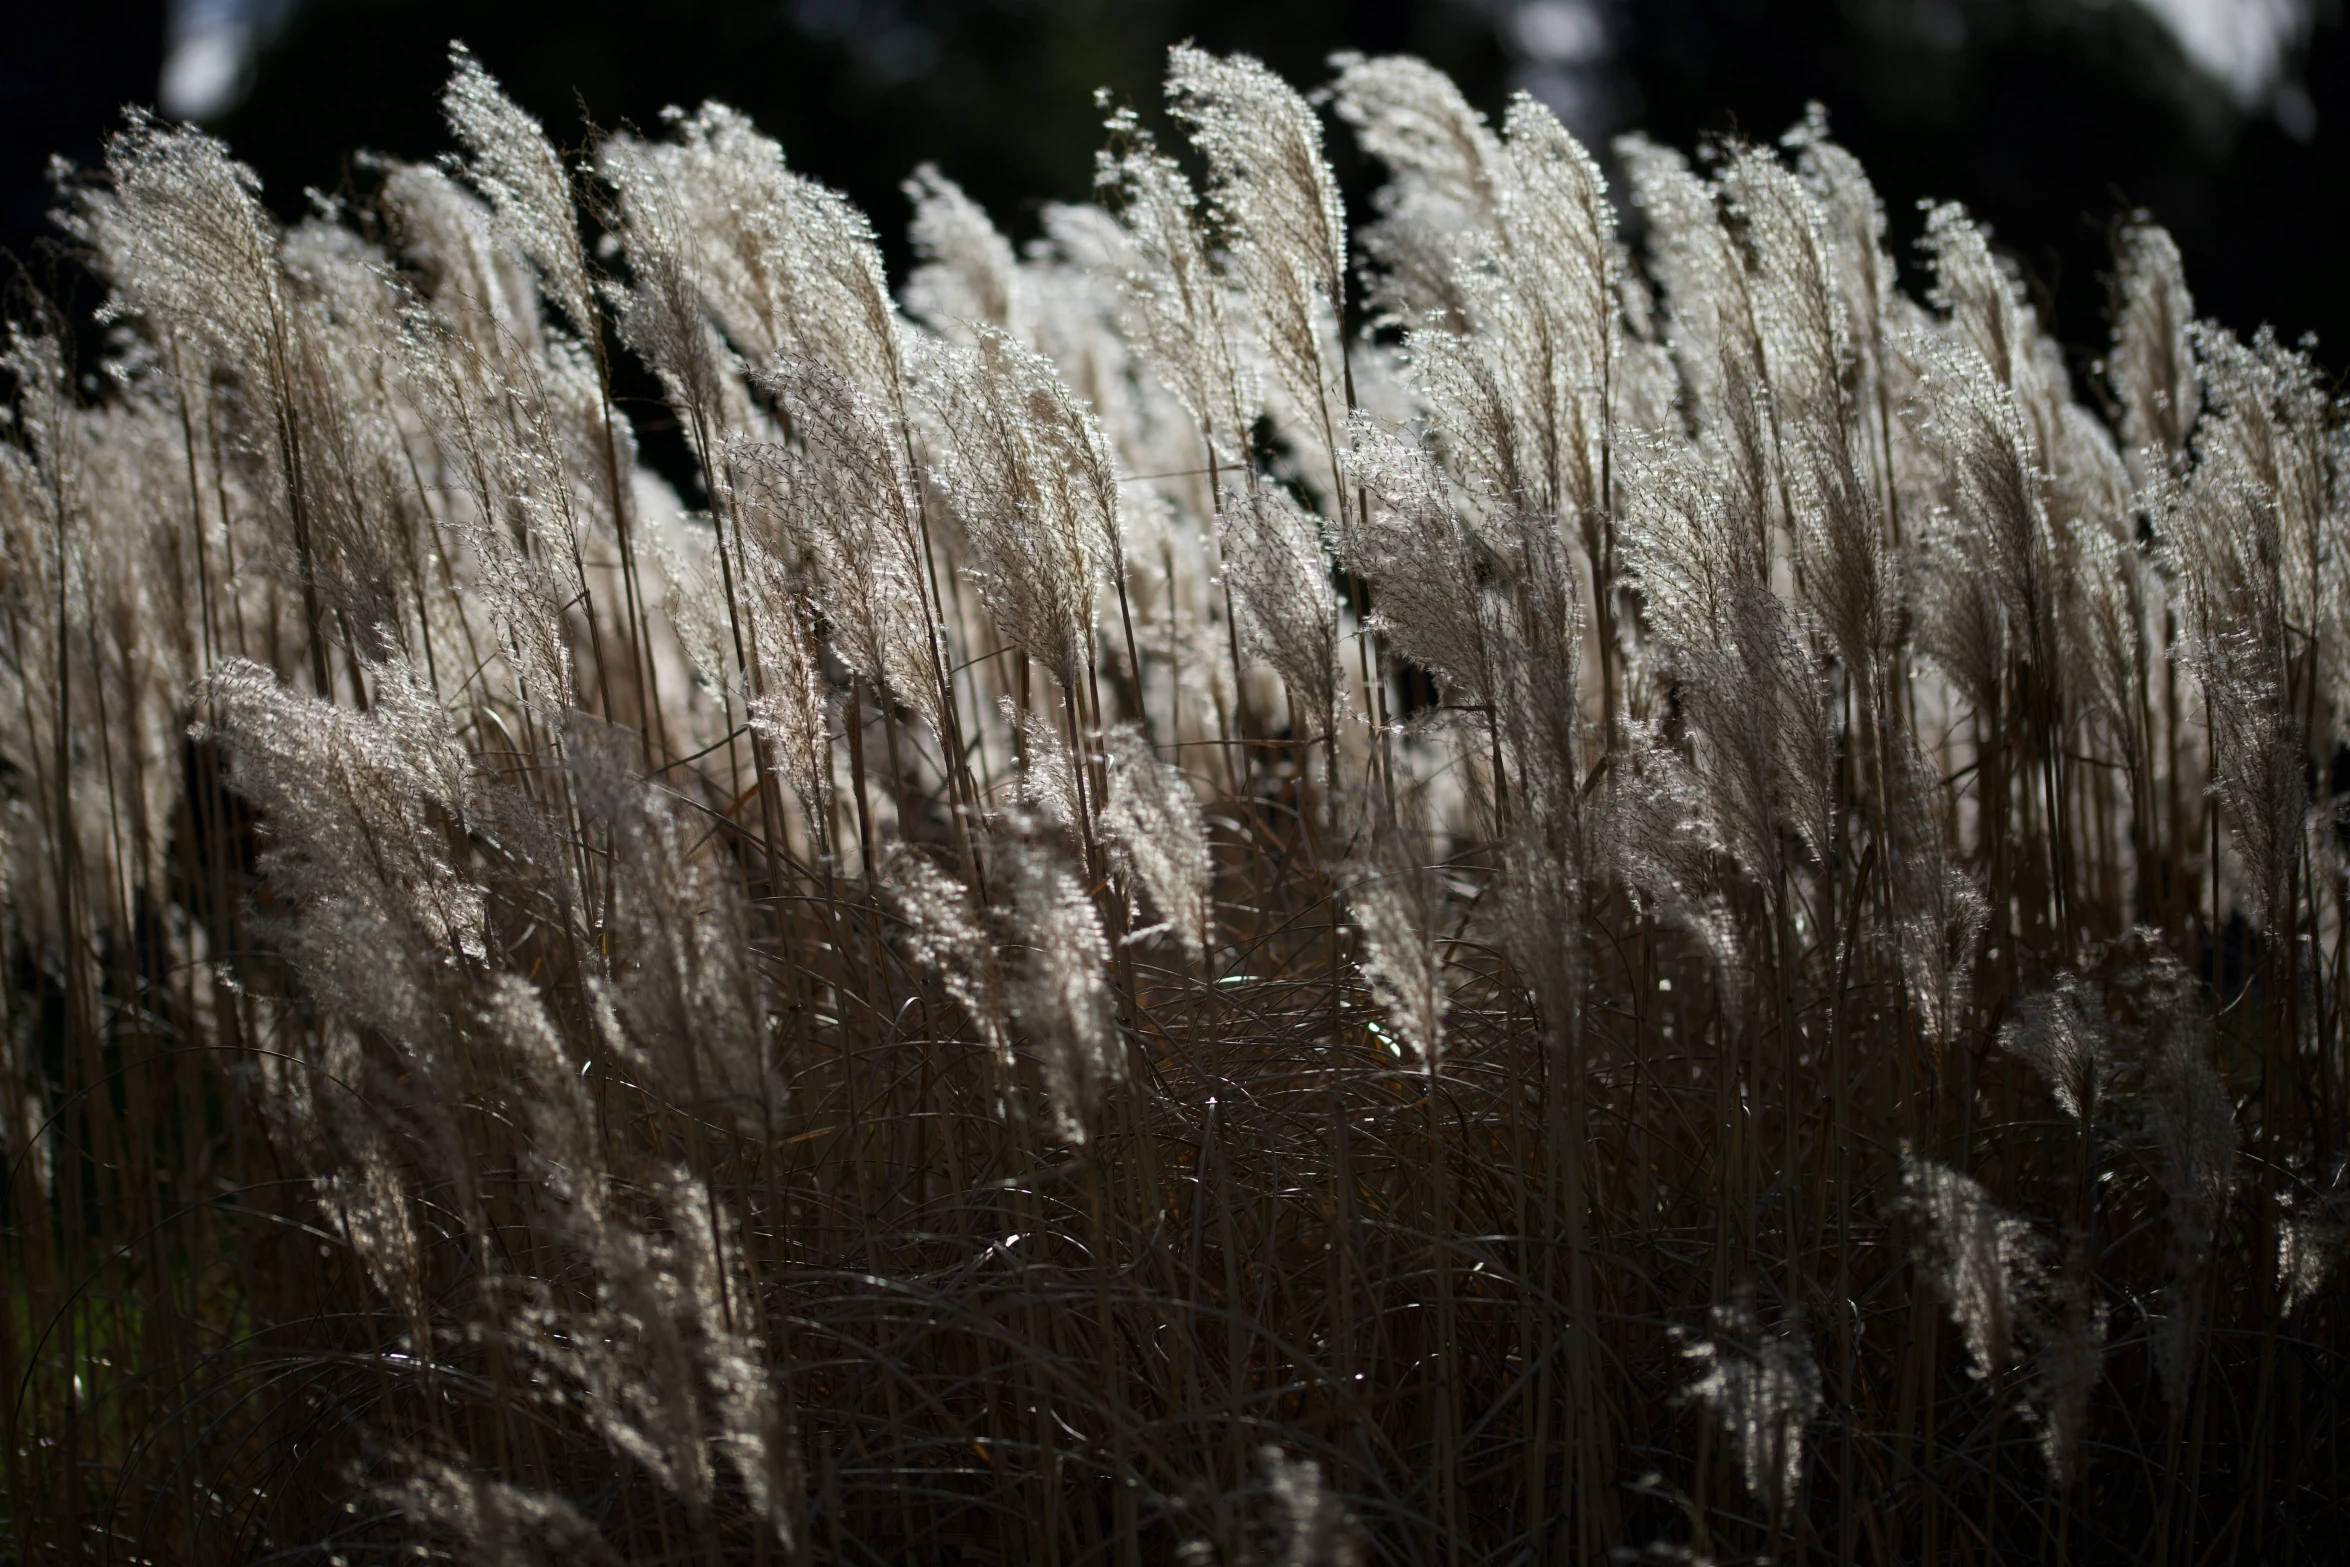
[6,0,2346,379]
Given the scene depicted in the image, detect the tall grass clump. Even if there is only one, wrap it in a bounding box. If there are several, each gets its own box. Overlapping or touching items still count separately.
[4,45,2345,1564]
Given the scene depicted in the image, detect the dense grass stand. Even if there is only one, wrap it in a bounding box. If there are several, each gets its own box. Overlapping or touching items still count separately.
[2,43,2344,1566]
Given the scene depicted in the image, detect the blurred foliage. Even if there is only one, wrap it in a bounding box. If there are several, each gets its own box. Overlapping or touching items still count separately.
[0,0,166,334]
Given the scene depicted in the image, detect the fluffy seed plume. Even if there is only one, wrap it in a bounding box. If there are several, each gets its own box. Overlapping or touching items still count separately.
[440,46,596,341]
[1000,835,1121,1144]
[1679,1297,1822,1523]
[1167,44,1349,456]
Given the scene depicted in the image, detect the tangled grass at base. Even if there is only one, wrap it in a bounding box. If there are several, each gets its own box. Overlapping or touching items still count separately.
[3,40,2346,1564]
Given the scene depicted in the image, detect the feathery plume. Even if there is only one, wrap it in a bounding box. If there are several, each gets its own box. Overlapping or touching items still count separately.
[1005,694,1088,853]
[2279,1170,2350,1317]
[1902,1153,2033,1383]
[383,1459,621,1567]
[1678,1296,1821,1522]
[441,44,597,342]
[1403,95,1615,614]
[1222,1445,1364,1567]
[736,538,834,821]
[1782,105,1904,446]
[1721,145,1886,677]
[1887,741,1988,1052]
[1338,417,1487,671]
[398,303,584,714]
[734,358,945,736]
[1349,828,1448,1070]
[903,163,1027,343]
[603,101,906,405]
[2109,221,2199,480]
[1618,135,1773,537]
[1905,319,2052,673]
[67,112,282,378]
[919,326,1116,689]
[1903,1152,2107,1481]
[2001,972,2107,1120]
[1097,722,1212,961]
[1607,722,1744,999]
[887,845,1013,1075]
[1621,438,1832,873]
[194,654,485,974]
[1093,104,1257,468]
[1167,45,1350,458]
[2132,956,2237,1270]
[2163,323,2321,929]
[2062,499,2161,799]
[1000,834,1121,1144]
[592,776,780,1139]
[1328,51,1502,328]
[1223,483,1343,742]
